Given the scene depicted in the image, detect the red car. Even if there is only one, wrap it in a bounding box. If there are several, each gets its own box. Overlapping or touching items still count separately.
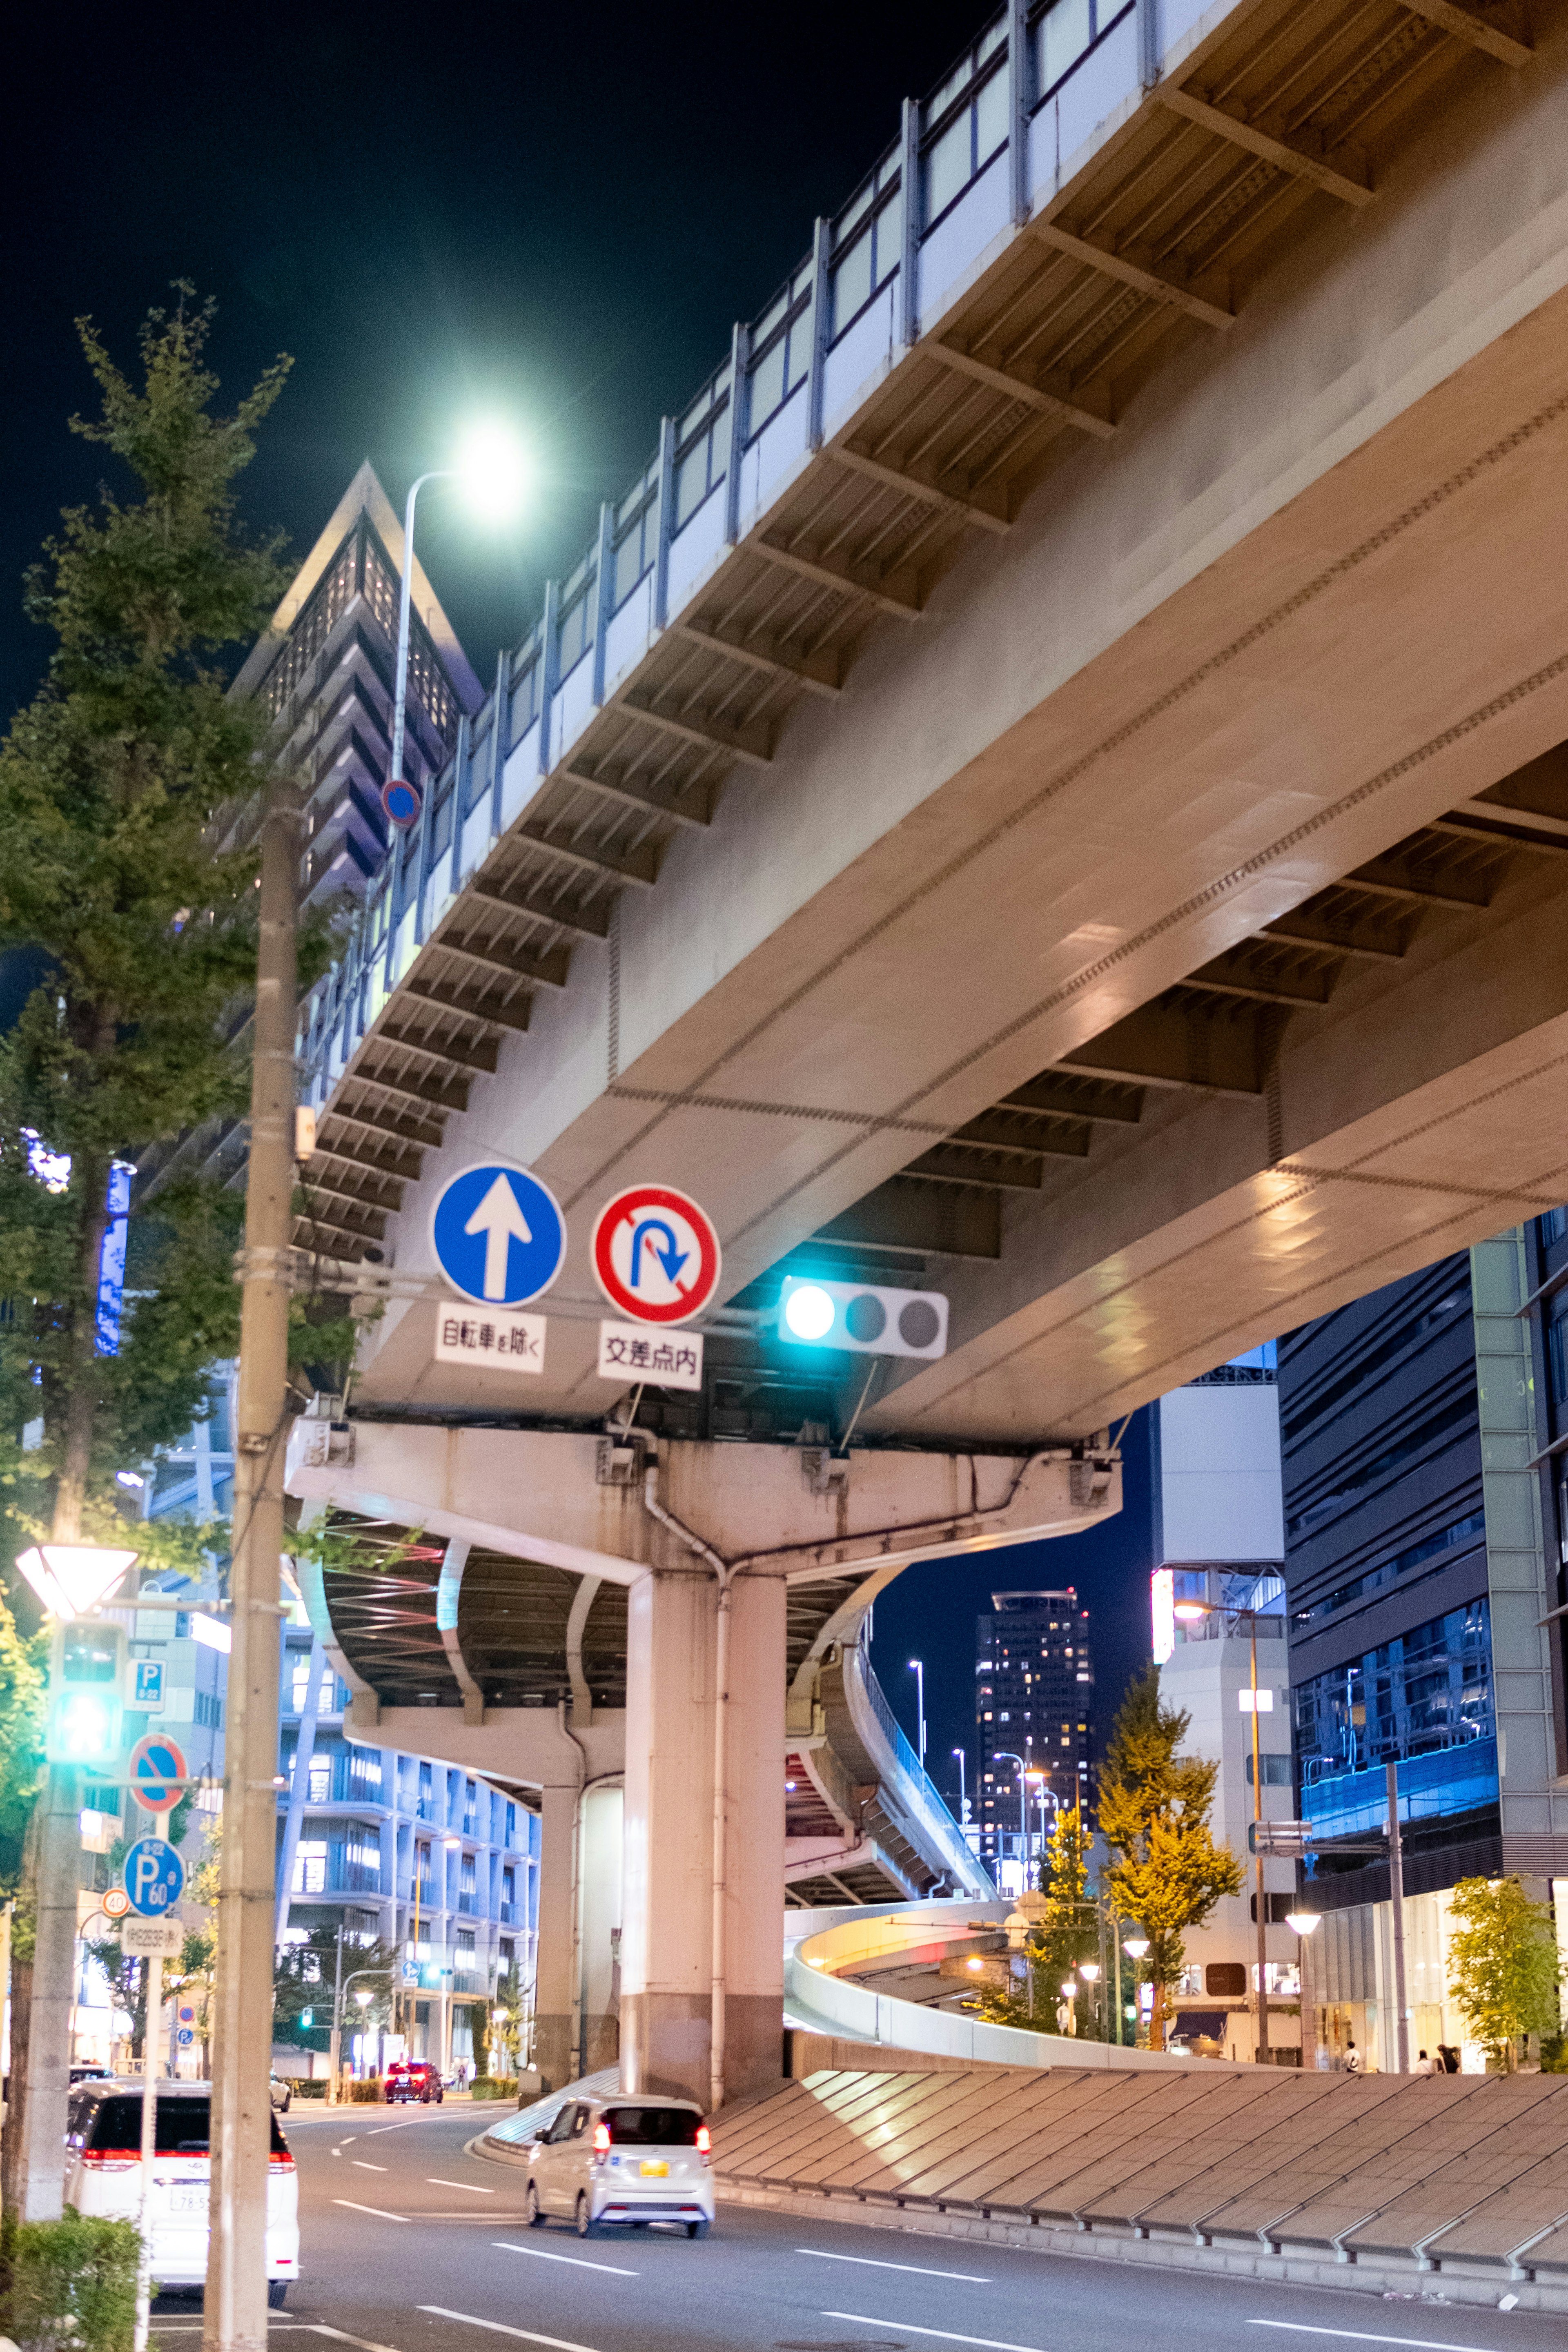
[385,2060,443,2105]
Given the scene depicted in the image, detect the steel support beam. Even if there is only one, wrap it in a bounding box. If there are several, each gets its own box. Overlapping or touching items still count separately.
[1157,87,1374,206]
[1027,218,1234,328]
[673,619,840,699]
[751,538,922,620]
[830,444,1010,533]
[1399,0,1531,65]
[927,339,1117,436]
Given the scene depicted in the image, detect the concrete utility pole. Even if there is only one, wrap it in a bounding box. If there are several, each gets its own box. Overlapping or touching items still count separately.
[1386,1760,1410,2076]
[205,786,298,2352]
[9,1763,83,2218]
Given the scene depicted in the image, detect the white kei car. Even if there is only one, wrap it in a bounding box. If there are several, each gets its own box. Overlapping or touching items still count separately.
[524,2094,714,2237]
[65,2080,300,2303]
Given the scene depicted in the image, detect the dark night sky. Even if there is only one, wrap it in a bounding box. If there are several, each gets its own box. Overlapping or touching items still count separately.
[5,0,1159,1724]
[871,1409,1155,1811]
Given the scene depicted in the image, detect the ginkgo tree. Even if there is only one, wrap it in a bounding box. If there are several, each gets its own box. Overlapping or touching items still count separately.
[1098,1664,1243,2049]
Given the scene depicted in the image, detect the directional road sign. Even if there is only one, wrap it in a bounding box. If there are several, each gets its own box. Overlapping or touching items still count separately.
[125,1837,185,1917]
[591,1184,722,1325]
[129,1732,187,1813]
[430,1163,566,1307]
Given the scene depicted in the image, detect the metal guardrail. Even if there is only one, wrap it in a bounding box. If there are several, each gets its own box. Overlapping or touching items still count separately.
[851,1644,993,1898]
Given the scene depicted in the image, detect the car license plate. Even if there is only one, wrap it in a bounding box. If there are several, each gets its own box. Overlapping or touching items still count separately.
[639,2159,669,2177]
[169,2187,207,2214]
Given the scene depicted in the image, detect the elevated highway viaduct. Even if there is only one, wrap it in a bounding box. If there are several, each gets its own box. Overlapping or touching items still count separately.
[194,0,1568,2109]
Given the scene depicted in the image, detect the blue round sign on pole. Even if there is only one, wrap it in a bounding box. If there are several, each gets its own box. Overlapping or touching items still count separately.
[177,2027,194,2046]
[430,1163,567,1307]
[125,1836,185,1917]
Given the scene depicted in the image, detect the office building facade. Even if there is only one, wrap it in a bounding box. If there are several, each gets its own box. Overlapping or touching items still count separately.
[1281,1228,1568,2069]
[1149,1350,1295,2058]
[975,1588,1093,1890]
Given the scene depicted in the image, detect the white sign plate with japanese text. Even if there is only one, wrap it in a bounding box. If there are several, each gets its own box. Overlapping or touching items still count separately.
[120,1917,184,1958]
[435,1307,546,1374]
[597,1321,704,1391]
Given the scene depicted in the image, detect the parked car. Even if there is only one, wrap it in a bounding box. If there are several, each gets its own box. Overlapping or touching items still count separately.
[385,2059,443,2105]
[523,2095,713,2238]
[269,2074,292,2113]
[65,2080,298,2305]
[69,2064,111,2084]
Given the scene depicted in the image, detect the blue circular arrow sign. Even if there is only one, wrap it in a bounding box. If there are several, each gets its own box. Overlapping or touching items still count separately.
[429,1163,567,1307]
[124,1836,185,1918]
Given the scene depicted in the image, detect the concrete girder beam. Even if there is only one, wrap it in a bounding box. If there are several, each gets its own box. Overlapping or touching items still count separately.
[285,1424,1116,1589]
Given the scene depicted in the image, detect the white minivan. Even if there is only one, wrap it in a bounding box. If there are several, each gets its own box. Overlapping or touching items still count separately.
[524,2096,713,2237]
[65,2081,299,2303]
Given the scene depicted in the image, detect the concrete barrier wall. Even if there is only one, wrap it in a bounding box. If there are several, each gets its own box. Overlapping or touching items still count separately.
[712,2064,1568,2319]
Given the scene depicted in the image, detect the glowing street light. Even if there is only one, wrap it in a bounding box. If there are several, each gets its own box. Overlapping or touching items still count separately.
[15,1542,138,1620]
[1122,1933,1150,1961]
[908,1659,926,1762]
[1287,1909,1323,2073]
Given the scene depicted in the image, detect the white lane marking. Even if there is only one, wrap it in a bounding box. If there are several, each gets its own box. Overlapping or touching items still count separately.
[330,2149,342,2158]
[365,2118,426,2134]
[419,2307,604,2352]
[428,2176,495,2192]
[1250,2328,1505,2351]
[492,2240,639,2276]
[799,2249,989,2283]
[824,2313,1045,2352]
[352,2160,389,2172]
[331,2198,408,2222]
[312,2326,408,2352]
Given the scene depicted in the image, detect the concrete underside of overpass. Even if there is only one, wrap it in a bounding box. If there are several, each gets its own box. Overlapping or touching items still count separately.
[337,13,1568,1448]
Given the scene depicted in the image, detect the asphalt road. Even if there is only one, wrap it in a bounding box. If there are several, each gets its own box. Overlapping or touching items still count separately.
[148,2104,1564,2352]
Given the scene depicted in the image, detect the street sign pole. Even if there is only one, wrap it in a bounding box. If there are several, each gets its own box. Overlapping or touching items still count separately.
[206,782,296,2352]
[133,1950,164,2352]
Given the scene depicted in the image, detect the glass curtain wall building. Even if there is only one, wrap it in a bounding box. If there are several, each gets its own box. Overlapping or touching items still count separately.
[1280,1228,1568,2069]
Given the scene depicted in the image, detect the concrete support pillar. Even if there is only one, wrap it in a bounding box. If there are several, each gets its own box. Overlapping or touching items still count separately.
[533,1777,577,2091]
[620,1566,785,2109]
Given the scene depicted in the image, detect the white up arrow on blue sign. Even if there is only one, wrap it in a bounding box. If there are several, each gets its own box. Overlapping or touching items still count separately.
[125,1836,185,1917]
[430,1163,567,1307]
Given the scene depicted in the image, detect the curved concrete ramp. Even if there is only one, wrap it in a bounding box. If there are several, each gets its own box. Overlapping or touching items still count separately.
[712,2064,1568,2317]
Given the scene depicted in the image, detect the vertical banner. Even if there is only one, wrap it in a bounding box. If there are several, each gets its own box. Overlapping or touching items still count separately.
[95,1160,135,1356]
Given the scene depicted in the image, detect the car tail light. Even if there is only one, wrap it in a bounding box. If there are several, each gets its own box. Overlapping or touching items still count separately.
[697,2124,711,2163]
[268,2154,295,2174]
[592,2122,611,2162]
[82,2149,140,2171]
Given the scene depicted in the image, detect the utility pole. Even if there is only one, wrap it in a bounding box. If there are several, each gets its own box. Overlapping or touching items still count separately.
[327,1925,344,2102]
[1247,1611,1270,2062]
[205,785,298,2352]
[7,1763,82,2218]
[1386,1760,1410,2075]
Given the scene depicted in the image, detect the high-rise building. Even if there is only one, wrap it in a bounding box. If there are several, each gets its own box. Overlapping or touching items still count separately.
[1281,1227,1568,2070]
[975,1588,1092,1891]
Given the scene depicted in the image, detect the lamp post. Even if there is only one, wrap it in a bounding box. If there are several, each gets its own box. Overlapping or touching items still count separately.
[1174,1595,1275,2061]
[994,1751,1027,1886]
[1078,1958,1102,2042]
[387,430,529,804]
[1286,1910,1321,2073]
[952,1746,968,1825]
[907,1660,926,1764]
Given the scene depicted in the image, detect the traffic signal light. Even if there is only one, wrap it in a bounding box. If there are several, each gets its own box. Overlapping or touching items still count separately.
[47,1621,126,1770]
[777,1274,949,1361]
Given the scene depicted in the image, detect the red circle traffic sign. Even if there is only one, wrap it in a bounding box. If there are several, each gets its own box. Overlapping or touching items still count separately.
[102,1888,131,1920]
[590,1184,722,1325]
[129,1732,188,1812]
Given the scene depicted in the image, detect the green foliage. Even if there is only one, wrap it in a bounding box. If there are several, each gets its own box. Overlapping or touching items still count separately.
[1098,1664,1243,2038]
[1447,1875,1564,2067]
[0,2206,140,2352]
[468,2077,519,2100]
[488,1961,525,2077]
[965,1806,1102,2035]
[0,1590,47,1892]
[0,286,294,1557]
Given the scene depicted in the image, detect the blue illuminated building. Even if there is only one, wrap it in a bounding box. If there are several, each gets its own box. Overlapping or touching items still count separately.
[1281,1225,1568,2065]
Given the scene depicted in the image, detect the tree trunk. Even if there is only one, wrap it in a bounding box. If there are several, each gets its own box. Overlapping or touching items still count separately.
[1,1816,40,2218]
[51,1138,113,1544]
[1148,1980,1167,2051]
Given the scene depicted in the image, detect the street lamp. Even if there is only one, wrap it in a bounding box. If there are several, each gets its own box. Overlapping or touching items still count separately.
[16,1542,138,1620]
[1286,1910,1322,2073]
[1172,1594,1277,2060]
[387,428,530,815]
[993,1751,1028,1886]
[907,1660,926,1763]
[952,1746,968,1824]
